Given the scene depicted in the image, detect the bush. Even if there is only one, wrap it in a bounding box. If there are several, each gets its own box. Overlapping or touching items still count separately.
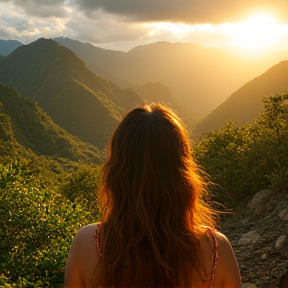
[0,159,96,287]
[60,164,101,217]
[194,93,288,206]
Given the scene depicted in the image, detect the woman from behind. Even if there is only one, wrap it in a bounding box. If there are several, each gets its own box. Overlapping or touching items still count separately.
[65,103,241,288]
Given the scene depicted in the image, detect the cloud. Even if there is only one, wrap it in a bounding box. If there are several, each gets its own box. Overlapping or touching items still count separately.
[66,10,148,44]
[0,1,71,44]
[0,27,8,38]
[1,0,69,18]
[1,14,30,32]
[1,0,288,52]
[72,0,288,24]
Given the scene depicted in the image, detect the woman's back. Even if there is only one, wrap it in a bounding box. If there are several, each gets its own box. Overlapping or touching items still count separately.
[64,104,241,288]
[65,224,241,288]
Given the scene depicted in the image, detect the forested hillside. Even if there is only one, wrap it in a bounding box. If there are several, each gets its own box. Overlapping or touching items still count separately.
[0,38,142,148]
[0,84,102,163]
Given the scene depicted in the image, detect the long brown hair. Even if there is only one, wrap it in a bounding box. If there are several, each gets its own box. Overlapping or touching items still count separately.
[95,103,215,287]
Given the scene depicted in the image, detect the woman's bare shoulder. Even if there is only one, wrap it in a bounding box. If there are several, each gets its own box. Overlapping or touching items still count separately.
[74,223,98,241]
[64,224,100,288]
[213,230,241,288]
[66,223,99,262]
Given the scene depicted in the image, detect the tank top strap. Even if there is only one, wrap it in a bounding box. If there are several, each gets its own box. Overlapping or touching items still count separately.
[206,227,219,288]
[94,222,102,257]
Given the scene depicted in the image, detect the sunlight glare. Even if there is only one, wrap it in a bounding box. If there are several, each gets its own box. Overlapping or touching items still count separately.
[225,14,281,50]
[143,15,288,53]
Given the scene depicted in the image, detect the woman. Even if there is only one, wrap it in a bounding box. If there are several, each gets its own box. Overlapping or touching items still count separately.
[65,103,241,288]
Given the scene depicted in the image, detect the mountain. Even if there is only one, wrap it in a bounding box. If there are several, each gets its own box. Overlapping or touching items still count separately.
[0,38,143,148]
[53,37,288,114]
[133,82,177,106]
[53,37,134,89]
[193,60,288,133]
[0,84,103,163]
[0,39,23,56]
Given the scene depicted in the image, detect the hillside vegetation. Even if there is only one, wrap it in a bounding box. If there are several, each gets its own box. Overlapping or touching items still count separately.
[194,92,288,206]
[0,84,103,163]
[0,38,143,148]
[0,156,97,287]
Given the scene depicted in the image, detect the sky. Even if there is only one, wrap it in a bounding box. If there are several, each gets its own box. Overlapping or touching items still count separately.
[1,0,288,53]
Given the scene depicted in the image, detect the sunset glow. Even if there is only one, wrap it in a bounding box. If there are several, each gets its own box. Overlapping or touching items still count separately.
[143,14,288,54]
[223,14,288,51]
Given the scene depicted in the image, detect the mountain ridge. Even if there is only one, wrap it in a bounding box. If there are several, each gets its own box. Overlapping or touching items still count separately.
[0,38,143,148]
[53,37,288,114]
[0,84,103,162]
[193,60,288,133]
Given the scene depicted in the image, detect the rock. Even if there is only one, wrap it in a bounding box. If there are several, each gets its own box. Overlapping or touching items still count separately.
[261,254,267,260]
[248,190,273,214]
[279,208,288,220]
[238,230,260,245]
[275,235,286,249]
[241,283,257,288]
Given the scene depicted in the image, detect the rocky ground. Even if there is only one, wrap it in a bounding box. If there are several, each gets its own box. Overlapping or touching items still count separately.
[220,190,288,288]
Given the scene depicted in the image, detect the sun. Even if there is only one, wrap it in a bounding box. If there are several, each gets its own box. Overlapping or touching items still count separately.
[228,14,279,51]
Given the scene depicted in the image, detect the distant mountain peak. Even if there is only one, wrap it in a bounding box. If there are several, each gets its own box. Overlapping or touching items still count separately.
[0,39,24,56]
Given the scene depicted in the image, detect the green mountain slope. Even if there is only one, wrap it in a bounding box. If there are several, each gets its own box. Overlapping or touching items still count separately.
[0,84,103,162]
[53,37,134,89]
[193,60,288,133]
[53,37,288,114]
[0,38,142,148]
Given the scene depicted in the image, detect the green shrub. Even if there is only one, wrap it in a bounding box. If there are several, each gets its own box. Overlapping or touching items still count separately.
[60,163,101,217]
[0,159,96,287]
[194,93,288,206]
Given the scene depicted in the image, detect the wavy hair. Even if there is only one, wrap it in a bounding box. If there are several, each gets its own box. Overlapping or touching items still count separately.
[94,103,215,287]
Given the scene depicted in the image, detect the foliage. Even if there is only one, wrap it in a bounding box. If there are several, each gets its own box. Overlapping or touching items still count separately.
[194,93,288,206]
[60,164,101,217]
[193,122,253,205]
[0,84,103,163]
[0,157,98,287]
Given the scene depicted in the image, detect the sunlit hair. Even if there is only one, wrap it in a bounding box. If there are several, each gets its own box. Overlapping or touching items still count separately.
[94,103,216,287]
